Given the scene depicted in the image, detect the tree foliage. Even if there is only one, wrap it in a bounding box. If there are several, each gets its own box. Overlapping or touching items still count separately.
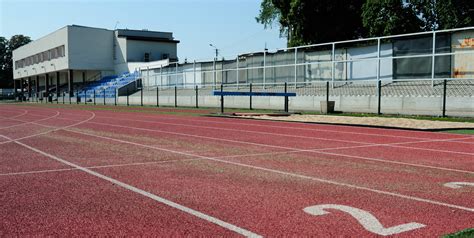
[257,0,366,47]
[362,0,423,37]
[0,35,31,88]
[413,0,474,31]
[257,0,474,46]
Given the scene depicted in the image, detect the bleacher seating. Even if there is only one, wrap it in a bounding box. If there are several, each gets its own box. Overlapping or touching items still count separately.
[77,72,139,100]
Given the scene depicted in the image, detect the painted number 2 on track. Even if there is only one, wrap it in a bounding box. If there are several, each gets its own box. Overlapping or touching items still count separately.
[303,204,425,236]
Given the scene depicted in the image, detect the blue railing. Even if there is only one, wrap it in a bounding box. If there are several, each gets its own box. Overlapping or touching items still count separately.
[77,72,139,99]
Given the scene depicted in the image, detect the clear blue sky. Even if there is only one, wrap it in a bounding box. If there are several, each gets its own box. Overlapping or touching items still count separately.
[0,0,287,62]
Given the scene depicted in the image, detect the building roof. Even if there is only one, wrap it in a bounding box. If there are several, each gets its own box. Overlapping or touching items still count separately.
[116,29,180,43]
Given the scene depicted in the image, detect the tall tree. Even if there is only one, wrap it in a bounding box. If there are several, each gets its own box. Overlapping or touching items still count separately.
[362,0,423,37]
[413,0,474,30]
[0,37,10,88]
[256,0,366,47]
[257,0,474,46]
[0,35,31,88]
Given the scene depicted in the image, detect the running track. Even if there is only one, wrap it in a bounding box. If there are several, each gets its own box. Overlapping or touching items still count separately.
[1,104,473,236]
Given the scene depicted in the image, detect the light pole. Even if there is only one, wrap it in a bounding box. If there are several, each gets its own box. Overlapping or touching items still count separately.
[209,44,220,88]
[209,44,219,60]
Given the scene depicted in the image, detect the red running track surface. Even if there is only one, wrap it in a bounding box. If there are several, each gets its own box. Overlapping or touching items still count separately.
[1,104,473,237]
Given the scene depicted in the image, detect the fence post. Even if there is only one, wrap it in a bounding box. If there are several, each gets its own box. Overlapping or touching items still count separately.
[213,59,216,89]
[331,43,335,88]
[93,90,96,105]
[69,90,71,104]
[326,81,330,104]
[174,85,177,107]
[160,67,163,87]
[140,87,143,106]
[442,79,447,117]
[220,84,224,114]
[236,57,239,89]
[195,85,199,108]
[294,48,298,89]
[377,80,382,115]
[62,92,65,104]
[284,82,288,112]
[126,88,129,106]
[249,83,253,110]
[431,31,436,87]
[103,89,106,105]
[114,89,117,106]
[263,49,266,89]
[156,86,159,107]
[193,60,196,87]
[76,89,79,104]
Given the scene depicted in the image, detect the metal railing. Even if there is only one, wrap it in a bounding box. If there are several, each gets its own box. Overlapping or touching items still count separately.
[139,27,474,90]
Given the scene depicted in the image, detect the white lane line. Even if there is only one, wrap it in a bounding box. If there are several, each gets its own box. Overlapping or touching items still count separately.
[385,143,474,156]
[45,116,474,157]
[4,115,471,174]
[88,115,474,156]
[12,139,261,237]
[0,110,95,145]
[64,128,474,213]
[0,109,28,120]
[91,116,375,146]
[0,111,60,129]
[430,137,474,144]
[0,158,203,176]
[74,120,474,174]
[443,182,474,189]
[212,149,474,175]
[86,111,473,141]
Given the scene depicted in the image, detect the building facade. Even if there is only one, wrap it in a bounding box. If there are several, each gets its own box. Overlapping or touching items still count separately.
[12,25,179,96]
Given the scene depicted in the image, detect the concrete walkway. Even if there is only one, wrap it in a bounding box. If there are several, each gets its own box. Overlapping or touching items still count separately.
[241,114,474,130]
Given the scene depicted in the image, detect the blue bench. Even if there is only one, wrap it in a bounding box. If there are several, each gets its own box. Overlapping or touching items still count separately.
[212,91,296,97]
[212,85,296,113]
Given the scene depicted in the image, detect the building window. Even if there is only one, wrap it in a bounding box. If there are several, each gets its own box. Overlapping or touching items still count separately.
[144,53,150,62]
[43,51,49,61]
[15,44,66,69]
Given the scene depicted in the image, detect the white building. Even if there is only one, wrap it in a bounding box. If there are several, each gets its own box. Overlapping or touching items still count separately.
[12,25,179,96]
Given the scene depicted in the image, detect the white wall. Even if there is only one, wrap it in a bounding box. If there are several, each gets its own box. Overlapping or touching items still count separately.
[126,40,177,62]
[68,26,114,71]
[114,34,128,66]
[13,27,69,79]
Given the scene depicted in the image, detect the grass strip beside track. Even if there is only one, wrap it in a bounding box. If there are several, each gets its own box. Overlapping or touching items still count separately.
[442,129,474,135]
[444,228,474,238]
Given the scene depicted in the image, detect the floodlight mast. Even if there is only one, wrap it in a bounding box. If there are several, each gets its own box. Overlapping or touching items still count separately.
[209,44,219,59]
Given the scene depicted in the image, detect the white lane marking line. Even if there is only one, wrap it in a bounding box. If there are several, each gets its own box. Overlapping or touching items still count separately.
[303,204,425,236]
[86,119,472,155]
[0,110,95,145]
[386,144,474,156]
[12,139,261,238]
[89,115,474,156]
[73,120,474,174]
[64,128,474,213]
[88,111,474,141]
[92,116,374,146]
[443,182,474,189]
[0,109,28,120]
[5,115,471,174]
[0,158,203,176]
[213,148,473,174]
[0,111,60,129]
